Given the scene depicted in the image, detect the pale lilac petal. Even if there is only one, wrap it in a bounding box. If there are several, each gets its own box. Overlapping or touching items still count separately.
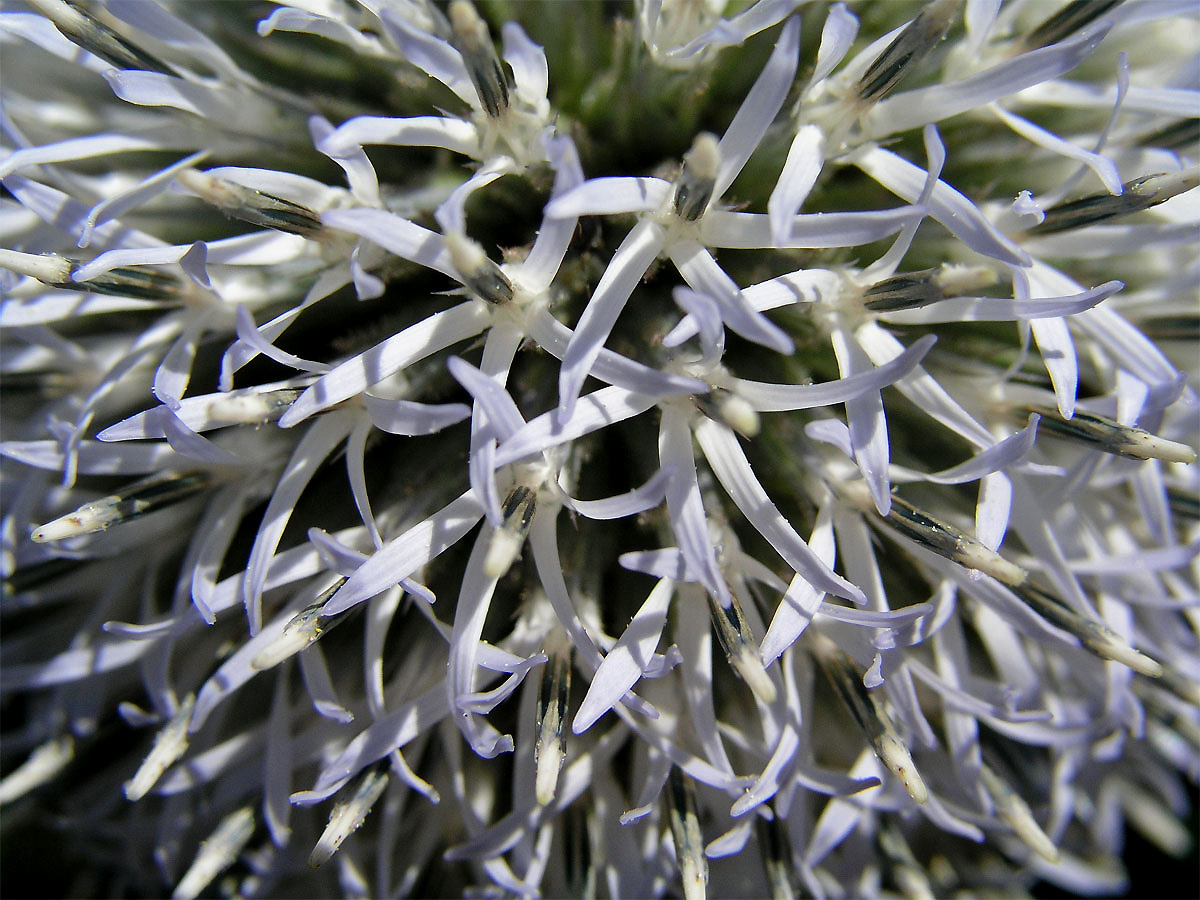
[866,123,945,279]
[567,467,673,521]
[831,329,891,515]
[470,436,502,527]
[434,157,516,235]
[350,244,385,300]
[558,220,666,417]
[447,356,526,441]
[700,206,921,249]
[279,300,491,426]
[309,115,380,208]
[620,748,672,824]
[191,485,248,624]
[990,104,1122,195]
[964,0,1001,53]
[257,6,383,55]
[664,287,724,361]
[668,240,793,353]
[71,242,208,284]
[528,514,659,720]
[694,417,866,605]
[190,591,326,732]
[318,115,481,158]
[321,208,457,279]
[519,135,584,291]
[362,395,470,436]
[0,292,160,326]
[264,669,293,845]
[619,548,697,582]
[494,385,657,468]
[856,322,997,449]
[926,417,1040,485]
[5,174,163,250]
[660,406,730,606]
[376,8,475,107]
[761,505,836,665]
[669,268,841,344]
[79,150,210,249]
[767,125,824,245]
[573,578,674,734]
[1030,315,1079,419]
[447,531,514,758]
[525,307,706,397]
[977,470,1013,552]
[544,177,670,219]
[811,3,858,84]
[0,134,169,179]
[1069,539,1200,575]
[244,412,353,633]
[880,280,1123,324]
[98,379,302,439]
[713,16,800,198]
[323,491,485,616]
[730,724,798,817]
[853,146,1029,265]
[157,408,244,467]
[293,684,447,805]
[0,439,186,475]
[866,25,1111,137]
[731,333,935,411]
[669,0,800,62]
[234,305,330,376]
[501,22,548,106]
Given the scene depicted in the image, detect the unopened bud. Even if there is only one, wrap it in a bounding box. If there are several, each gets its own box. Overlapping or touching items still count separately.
[33,471,209,543]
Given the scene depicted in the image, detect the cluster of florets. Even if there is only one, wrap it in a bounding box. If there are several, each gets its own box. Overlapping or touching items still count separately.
[1,1,1197,897]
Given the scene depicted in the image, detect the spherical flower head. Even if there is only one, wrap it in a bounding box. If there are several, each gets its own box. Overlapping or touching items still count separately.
[1,2,1198,898]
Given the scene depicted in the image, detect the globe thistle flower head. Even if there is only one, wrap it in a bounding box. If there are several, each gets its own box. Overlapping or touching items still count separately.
[2,1,1199,898]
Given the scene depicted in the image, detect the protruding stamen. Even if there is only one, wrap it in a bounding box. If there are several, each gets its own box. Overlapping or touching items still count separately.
[856,0,959,104]
[565,805,597,899]
[815,636,929,804]
[203,388,302,430]
[309,763,390,868]
[1014,583,1164,677]
[1136,119,1200,153]
[449,0,509,118]
[757,814,797,900]
[0,248,183,301]
[673,132,721,222]
[666,768,708,900]
[979,763,1060,864]
[534,647,571,806]
[872,494,1029,587]
[28,0,180,76]
[445,231,514,304]
[125,694,196,802]
[32,470,209,543]
[878,822,934,900]
[718,391,761,439]
[708,592,776,704]
[1023,0,1124,51]
[863,264,997,312]
[176,169,325,238]
[0,736,73,806]
[484,485,537,578]
[1157,666,1200,707]
[1031,168,1200,235]
[172,806,256,900]
[1030,406,1197,464]
[1117,778,1195,858]
[251,579,351,671]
